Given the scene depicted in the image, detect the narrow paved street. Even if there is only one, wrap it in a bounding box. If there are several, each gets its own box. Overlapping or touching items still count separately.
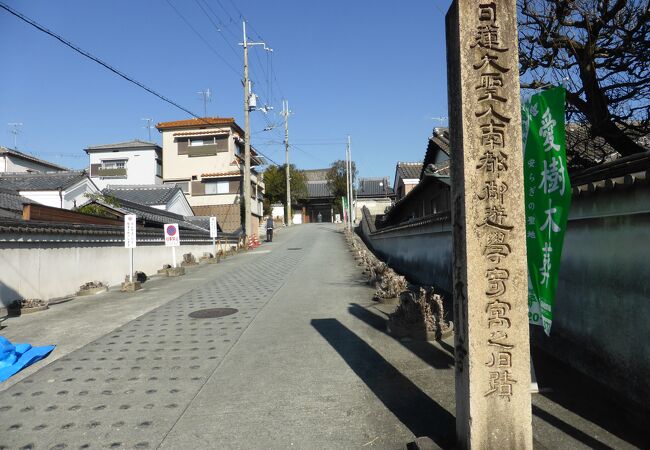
[0,224,642,449]
[0,224,456,449]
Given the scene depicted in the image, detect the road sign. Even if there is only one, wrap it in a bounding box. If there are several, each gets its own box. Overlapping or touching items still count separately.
[124,214,137,248]
[209,216,218,238]
[164,223,180,247]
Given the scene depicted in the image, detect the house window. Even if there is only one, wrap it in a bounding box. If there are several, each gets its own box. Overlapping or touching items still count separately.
[189,137,216,147]
[97,159,127,177]
[204,180,229,194]
[156,160,162,177]
[101,159,126,169]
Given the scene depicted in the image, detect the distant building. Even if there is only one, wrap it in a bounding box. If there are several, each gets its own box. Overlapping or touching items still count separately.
[156,117,265,233]
[393,161,422,201]
[85,140,162,190]
[302,169,335,223]
[0,171,99,210]
[381,128,451,226]
[0,146,68,173]
[355,177,394,218]
[103,185,193,216]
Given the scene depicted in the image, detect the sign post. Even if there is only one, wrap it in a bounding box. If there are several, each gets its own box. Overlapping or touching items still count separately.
[164,223,180,267]
[209,216,218,259]
[522,86,571,335]
[124,214,137,283]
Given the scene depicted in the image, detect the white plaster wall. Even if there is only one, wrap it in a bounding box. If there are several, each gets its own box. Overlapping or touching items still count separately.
[89,149,160,190]
[21,181,99,210]
[272,205,284,219]
[356,198,392,217]
[64,180,99,209]
[166,193,194,216]
[20,191,62,208]
[0,243,221,305]
[4,155,62,173]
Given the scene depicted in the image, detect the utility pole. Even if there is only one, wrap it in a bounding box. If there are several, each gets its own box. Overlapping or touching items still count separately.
[242,22,252,239]
[281,100,292,226]
[240,21,272,239]
[8,123,22,149]
[141,118,154,142]
[348,135,354,225]
[345,136,352,231]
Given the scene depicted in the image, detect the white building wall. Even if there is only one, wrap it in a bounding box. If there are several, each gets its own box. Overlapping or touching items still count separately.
[89,148,161,190]
[20,181,99,210]
[0,243,223,305]
[3,155,63,173]
[19,191,62,208]
[166,194,194,216]
[356,198,393,217]
[271,205,284,220]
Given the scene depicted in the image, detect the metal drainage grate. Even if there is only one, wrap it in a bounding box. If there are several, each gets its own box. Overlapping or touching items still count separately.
[189,308,238,319]
[287,248,302,251]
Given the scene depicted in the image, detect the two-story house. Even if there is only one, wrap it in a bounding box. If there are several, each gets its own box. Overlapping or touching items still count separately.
[85,140,163,190]
[155,117,265,233]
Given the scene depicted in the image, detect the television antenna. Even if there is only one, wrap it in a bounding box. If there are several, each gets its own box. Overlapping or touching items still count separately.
[7,123,23,149]
[197,88,212,117]
[142,118,154,142]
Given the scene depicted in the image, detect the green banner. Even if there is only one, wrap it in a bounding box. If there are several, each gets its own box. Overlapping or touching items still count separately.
[342,196,348,223]
[522,87,571,335]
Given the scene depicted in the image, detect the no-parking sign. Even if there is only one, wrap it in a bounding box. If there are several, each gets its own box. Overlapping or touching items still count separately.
[164,223,180,247]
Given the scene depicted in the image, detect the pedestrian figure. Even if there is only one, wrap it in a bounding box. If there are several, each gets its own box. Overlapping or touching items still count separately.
[317,212,323,223]
[266,216,274,242]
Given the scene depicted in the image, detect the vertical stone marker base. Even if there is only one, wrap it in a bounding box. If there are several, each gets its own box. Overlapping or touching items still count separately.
[446,0,533,448]
[121,281,141,292]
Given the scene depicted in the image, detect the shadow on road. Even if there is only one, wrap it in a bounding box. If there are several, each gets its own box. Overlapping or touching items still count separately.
[311,318,456,448]
[531,347,649,449]
[348,303,454,370]
[531,404,613,450]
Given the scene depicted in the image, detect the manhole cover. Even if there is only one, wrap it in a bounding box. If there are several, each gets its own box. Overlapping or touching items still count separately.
[287,248,302,250]
[189,308,238,319]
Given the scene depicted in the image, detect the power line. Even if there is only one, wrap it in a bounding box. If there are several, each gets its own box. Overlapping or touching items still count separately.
[0,2,203,120]
[0,2,282,169]
[164,0,240,76]
[193,0,241,62]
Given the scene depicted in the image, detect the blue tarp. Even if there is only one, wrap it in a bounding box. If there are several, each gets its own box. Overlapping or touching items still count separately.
[0,336,55,382]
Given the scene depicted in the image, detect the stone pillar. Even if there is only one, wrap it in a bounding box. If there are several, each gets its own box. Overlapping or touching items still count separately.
[446,0,533,448]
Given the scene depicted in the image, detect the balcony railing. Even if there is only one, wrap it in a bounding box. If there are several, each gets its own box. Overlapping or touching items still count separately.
[97,167,127,177]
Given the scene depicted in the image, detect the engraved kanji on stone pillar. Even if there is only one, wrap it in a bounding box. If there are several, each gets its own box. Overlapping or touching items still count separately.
[446,0,533,448]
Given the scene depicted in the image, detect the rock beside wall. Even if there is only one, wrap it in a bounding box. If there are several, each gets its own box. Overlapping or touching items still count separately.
[344,228,451,341]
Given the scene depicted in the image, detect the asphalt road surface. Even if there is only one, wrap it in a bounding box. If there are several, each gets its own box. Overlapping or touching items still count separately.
[0,224,641,449]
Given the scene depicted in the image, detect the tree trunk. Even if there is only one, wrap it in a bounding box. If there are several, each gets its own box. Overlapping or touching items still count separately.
[573,49,646,157]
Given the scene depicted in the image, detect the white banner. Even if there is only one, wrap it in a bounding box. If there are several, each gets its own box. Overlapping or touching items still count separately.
[124,214,137,248]
[209,216,218,238]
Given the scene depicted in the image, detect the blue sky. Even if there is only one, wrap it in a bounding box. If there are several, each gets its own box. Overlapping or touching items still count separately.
[0,0,452,183]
